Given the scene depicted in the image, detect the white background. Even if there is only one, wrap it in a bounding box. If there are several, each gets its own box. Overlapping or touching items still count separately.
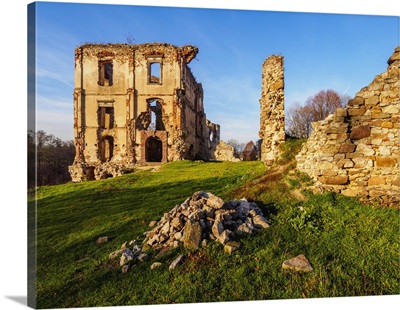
[0,1,399,310]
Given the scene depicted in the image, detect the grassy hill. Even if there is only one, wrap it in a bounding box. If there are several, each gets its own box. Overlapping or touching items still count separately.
[28,144,399,308]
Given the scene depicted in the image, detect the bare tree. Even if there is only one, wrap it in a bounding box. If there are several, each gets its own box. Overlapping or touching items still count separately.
[242,140,258,161]
[125,32,135,44]
[286,103,314,139]
[286,89,344,138]
[226,139,245,158]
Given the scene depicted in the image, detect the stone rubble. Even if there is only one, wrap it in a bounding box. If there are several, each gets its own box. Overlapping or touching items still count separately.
[282,254,313,273]
[103,193,317,274]
[105,192,271,273]
[169,255,184,270]
[142,191,270,252]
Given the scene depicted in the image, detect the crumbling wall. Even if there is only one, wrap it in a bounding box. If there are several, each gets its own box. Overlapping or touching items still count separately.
[296,47,400,205]
[259,55,285,166]
[214,141,240,162]
[69,43,217,181]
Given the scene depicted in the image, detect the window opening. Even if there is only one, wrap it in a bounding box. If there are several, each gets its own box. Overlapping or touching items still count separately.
[98,61,113,86]
[148,61,161,84]
[147,99,164,130]
[99,107,114,129]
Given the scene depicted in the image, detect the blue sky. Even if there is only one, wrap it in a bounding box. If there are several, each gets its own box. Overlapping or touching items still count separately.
[33,1,399,143]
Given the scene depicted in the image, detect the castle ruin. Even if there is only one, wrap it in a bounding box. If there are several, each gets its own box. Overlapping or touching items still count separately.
[259,47,399,204]
[69,43,219,181]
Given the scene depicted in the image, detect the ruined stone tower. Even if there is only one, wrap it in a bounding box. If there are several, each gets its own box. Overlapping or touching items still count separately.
[259,55,285,166]
[69,43,219,181]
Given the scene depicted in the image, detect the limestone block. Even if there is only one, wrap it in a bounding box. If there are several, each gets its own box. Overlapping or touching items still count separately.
[348,106,366,116]
[368,176,387,186]
[252,215,270,229]
[350,125,371,140]
[376,156,397,167]
[382,105,399,114]
[169,255,184,270]
[356,143,375,156]
[206,193,225,209]
[282,254,313,272]
[223,241,241,255]
[339,143,356,153]
[348,97,365,106]
[335,108,348,117]
[382,121,394,128]
[365,96,379,106]
[183,220,203,250]
[120,249,135,266]
[151,262,162,269]
[341,187,360,197]
[318,175,349,185]
[378,146,391,156]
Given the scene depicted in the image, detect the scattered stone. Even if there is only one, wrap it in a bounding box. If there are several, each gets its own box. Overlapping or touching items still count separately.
[120,249,135,266]
[149,220,157,228]
[282,254,313,272]
[109,249,124,259]
[252,215,270,229]
[151,262,162,270]
[169,255,184,270]
[137,253,148,262]
[96,236,109,244]
[122,265,130,273]
[121,241,129,249]
[224,241,241,255]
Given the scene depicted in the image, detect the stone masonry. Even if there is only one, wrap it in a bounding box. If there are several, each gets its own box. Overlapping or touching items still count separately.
[296,47,400,205]
[69,43,219,181]
[259,55,286,166]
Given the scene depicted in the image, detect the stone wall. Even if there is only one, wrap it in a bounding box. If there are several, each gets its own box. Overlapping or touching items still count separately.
[296,47,399,205]
[259,55,286,166]
[213,141,240,162]
[69,43,219,181]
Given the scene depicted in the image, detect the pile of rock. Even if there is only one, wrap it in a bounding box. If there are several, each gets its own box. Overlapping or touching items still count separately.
[142,191,270,253]
[108,240,148,273]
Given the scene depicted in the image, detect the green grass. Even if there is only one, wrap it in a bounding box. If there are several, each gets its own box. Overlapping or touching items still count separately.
[29,156,399,308]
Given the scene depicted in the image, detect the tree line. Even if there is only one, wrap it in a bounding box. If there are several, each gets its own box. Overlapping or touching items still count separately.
[28,130,75,188]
